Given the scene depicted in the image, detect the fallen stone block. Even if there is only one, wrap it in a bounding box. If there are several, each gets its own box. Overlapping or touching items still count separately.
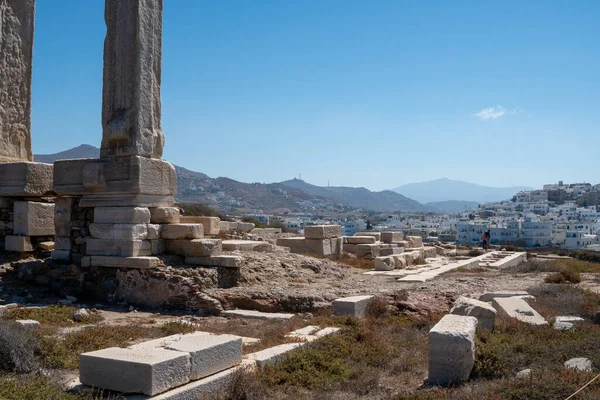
[246,343,304,369]
[393,255,408,269]
[5,236,33,252]
[428,314,477,386]
[178,216,220,235]
[554,321,575,331]
[449,296,497,332]
[515,369,531,379]
[150,207,181,224]
[356,244,379,259]
[0,303,18,317]
[304,225,341,239]
[374,256,395,271]
[90,256,161,269]
[345,236,376,244]
[222,240,272,252]
[79,347,191,396]
[423,246,437,258]
[343,243,357,253]
[185,255,244,268]
[479,291,530,302]
[380,247,404,256]
[221,309,294,320]
[556,316,585,323]
[165,239,222,257]
[13,201,55,236]
[492,297,547,325]
[276,237,336,257]
[95,207,151,224]
[332,295,373,317]
[355,231,381,241]
[90,223,149,240]
[166,334,242,380]
[381,231,403,244]
[86,239,152,257]
[564,357,593,372]
[219,221,231,232]
[15,319,40,330]
[161,224,204,240]
[407,236,423,248]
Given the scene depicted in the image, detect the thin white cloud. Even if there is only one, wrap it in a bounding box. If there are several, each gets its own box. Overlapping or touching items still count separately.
[473,105,507,120]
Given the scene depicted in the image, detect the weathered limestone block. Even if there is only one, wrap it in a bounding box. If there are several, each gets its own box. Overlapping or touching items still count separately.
[90,223,149,240]
[180,216,220,235]
[38,241,54,251]
[276,237,337,256]
[219,221,231,232]
[185,255,244,268]
[95,207,151,224]
[396,240,410,248]
[393,255,408,269]
[86,239,152,257]
[450,296,497,332]
[0,0,35,163]
[492,297,547,325]
[345,236,376,244]
[221,309,294,321]
[424,246,437,258]
[304,225,341,239]
[79,347,191,396]
[247,343,304,369]
[343,243,357,253]
[54,197,73,236]
[380,247,404,256]
[150,239,166,255]
[332,295,373,317]
[0,162,53,196]
[479,291,529,302]
[15,319,40,330]
[54,236,71,251]
[90,256,161,269]
[407,236,423,248]
[222,240,272,252]
[147,224,161,239]
[165,239,222,257]
[150,207,180,224]
[101,0,165,159]
[161,224,204,240]
[356,244,380,259]
[374,256,395,271]
[166,334,242,380]
[355,232,381,241]
[5,235,33,252]
[428,315,477,386]
[381,231,404,244]
[13,201,55,236]
[564,357,593,372]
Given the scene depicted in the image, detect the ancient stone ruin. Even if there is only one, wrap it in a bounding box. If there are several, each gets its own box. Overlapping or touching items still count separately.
[0,0,55,253]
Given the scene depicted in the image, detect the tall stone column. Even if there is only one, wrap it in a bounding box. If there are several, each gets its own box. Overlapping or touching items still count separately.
[101,0,165,159]
[0,0,35,162]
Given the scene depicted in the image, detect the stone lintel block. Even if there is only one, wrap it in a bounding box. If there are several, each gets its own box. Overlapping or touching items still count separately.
[450,296,497,332]
[304,225,342,239]
[5,235,33,252]
[479,291,529,302]
[150,207,180,224]
[165,239,222,257]
[94,207,151,224]
[166,334,243,380]
[161,224,204,240]
[53,156,176,197]
[90,223,149,240]
[185,255,244,268]
[86,239,152,257]
[0,162,53,197]
[374,256,395,271]
[80,194,175,208]
[381,231,404,244]
[345,236,376,244]
[79,347,191,396]
[13,201,55,236]
[428,314,477,386]
[90,256,161,269]
[220,309,294,320]
[332,295,374,317]
[355,231,381,241]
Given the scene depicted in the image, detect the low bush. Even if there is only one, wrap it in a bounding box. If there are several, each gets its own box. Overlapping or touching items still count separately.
[570,251,600,264]
[160,321,197,336]
[2,305,103,327]
[545,269,581,284]
[0,321,37,373]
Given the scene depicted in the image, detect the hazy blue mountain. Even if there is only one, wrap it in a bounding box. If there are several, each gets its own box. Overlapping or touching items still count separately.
[393,178,532,203]
[281,178,427,212]
[426,200,480,213]
[34,144,100,163]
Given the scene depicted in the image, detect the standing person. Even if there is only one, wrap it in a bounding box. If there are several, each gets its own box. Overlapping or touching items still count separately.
[485,230,491,250]
[481,231,487,250]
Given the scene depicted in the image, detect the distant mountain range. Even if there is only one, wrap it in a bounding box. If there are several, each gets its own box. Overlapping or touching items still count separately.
[393,178,532,203]
[34,146,526,213]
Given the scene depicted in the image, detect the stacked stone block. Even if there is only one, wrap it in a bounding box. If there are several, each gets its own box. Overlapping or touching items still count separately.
[276,225,343,257]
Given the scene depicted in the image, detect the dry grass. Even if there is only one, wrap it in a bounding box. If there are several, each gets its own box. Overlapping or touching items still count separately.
[2,305,103,328]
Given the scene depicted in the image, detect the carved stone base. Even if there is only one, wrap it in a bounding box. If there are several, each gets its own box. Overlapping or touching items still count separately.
[0,162,53,197]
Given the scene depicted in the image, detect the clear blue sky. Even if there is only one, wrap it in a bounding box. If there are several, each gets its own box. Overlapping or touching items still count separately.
[32,1,599,191]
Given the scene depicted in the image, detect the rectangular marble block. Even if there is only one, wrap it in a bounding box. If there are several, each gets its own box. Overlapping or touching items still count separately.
[381,232,404,243]
[180,216,221,236]
[86,239,152,257]
[165,239,222,257]
[90,256,161,269]
[0,162,53,196]
[79,347,191,396]
[161,224,204,240]
[94,207,151,224]
[345,236,376,244]
[332,295,373,317]
[166,335,242,381]
[150,207,180,224]
[185,255,244,268]
[304,225,342,239]
[90,223,149,240]
[13,201,55,236]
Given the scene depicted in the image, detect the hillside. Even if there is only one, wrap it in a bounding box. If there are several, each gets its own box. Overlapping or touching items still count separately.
[281,178,427,212]
[35,145,424,214]
[426,200,480,213]
[394,178,532,203]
